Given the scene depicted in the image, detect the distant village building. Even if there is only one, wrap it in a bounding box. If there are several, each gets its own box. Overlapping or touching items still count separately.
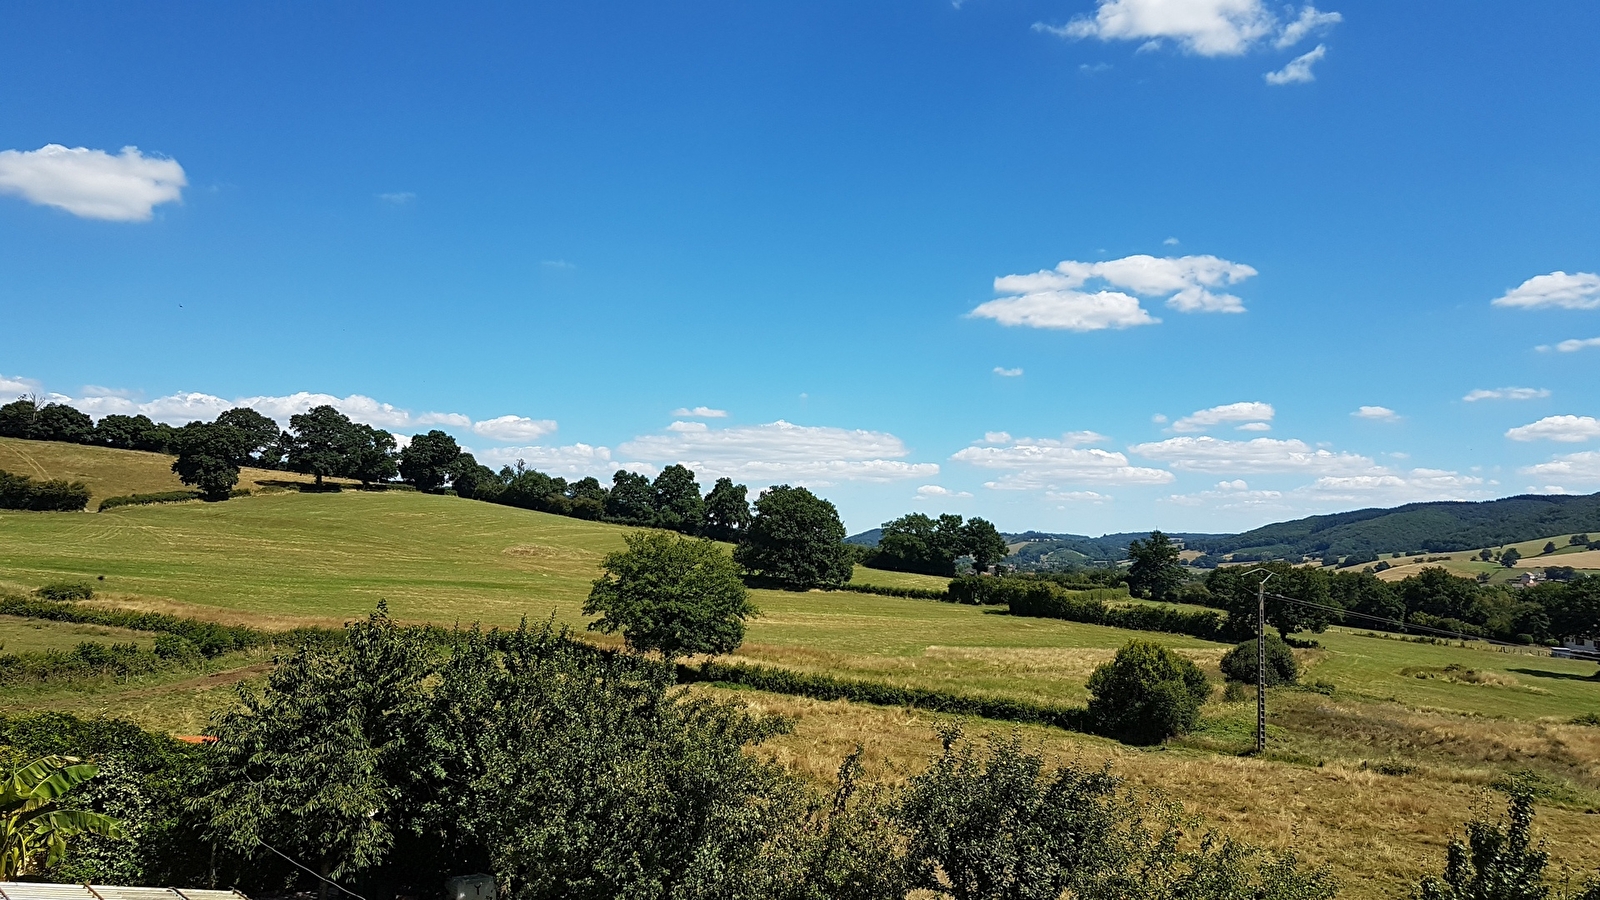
[1553,635,1600,662]
[1511,571,1546,588]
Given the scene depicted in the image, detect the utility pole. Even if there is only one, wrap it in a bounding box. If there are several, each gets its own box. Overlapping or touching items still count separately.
[1240,569,1274,753]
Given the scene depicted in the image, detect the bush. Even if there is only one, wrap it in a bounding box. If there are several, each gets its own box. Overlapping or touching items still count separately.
[1220,635,1300,686]
[152,634,202,662]
[982,575,1228,641]
[0,594,324,658]
[98,490,203,511]
[832,582,951,601]
[1086,640,1211,745]
[0,468,91,511]
[0,640,166,685]
[36,581,95,601]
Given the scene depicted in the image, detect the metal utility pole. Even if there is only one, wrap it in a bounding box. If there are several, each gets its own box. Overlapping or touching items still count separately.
[1240,569,1274,753]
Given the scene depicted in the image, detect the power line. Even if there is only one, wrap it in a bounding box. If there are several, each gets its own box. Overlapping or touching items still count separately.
[256,840,369,900]
[1261,591,1533,649]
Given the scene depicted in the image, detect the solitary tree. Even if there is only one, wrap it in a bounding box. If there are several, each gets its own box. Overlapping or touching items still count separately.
[1543,541,1558,555]
[170,422,250,501]
[734,484,853,589]
[1502,547,1523,568]
[1126,531,1185,601]
[584,531,755,660]
[1086,639,1211,745]
[398,430,463,493]
[701,477,751,541]
[287,405,358,486]
[961,517,1009,573]
[1,755,124,878]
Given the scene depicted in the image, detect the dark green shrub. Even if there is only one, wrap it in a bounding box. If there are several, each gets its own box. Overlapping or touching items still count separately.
[834,582,951,601]
[1086,640,1211,745]
[36,581,96,601]
[152,634,202,662]
[1220,635,1299,686]
[0,468,91,511]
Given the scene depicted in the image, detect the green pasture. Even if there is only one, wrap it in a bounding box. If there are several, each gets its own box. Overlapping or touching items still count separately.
[0,614,155,653]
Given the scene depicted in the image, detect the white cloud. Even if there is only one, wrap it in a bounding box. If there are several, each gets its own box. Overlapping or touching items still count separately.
[0,145,186,221]
[1129,435,1379,475]
[1352,405,1400,421]
[1235,422,1272,432]
[476,443,654,479]
[1163,237,1180,246]
[1047,490,1111,503]
[1151,413,1169,424]
[540,259,577,270]
[1171,400,1274,432]
[471,415,559,442]
[975,254,1255,332]
[672,406,729,418]
[915,484,973,500]
[1521,451,1600,485]
[617,420,939,486]
[1505,415,1600,443]
[0,374,40,397]
[1264,44,1326,85]
[1162,485,1284,508]
[1042,1,1338,57]
[1301,469,1488,504]
[993,367,1024,377]
[952,434,1175,489]
[47,386,481,433]
[1463,387,1550,402]
[378,192,415,205]
[983,431,1014,444]
[1275,6,1341,47]
[1491,271,1600,310]
[1553,337,1600,353]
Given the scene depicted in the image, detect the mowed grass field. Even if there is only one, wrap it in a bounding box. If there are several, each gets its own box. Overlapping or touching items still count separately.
[3,439,1600,897]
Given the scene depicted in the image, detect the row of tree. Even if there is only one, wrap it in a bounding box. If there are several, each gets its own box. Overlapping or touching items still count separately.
[1119,533,1600,645]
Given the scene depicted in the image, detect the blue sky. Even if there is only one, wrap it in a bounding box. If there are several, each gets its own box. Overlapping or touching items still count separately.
[2,1,1598,535]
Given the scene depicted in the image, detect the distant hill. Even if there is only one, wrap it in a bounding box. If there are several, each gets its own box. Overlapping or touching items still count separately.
[1183,492,1600,559]
[845,528,883,546]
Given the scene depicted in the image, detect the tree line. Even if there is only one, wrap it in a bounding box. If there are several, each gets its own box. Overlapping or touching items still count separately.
[859,512,1009,577]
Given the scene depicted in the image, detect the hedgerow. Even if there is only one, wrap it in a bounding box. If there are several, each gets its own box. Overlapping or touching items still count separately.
[678,659,1093,732]
[965,575,1228,640]
[947,575,1129,607]
[0,641,170,685]
[99,488,250,511]
[832,582,951,601]
[0,594,335,657]
[35,581,96,601]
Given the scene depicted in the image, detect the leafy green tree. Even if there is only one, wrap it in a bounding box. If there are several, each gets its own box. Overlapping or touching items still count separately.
[1543,542,1558,555]
[1571,534,1590,547]
[215,407,284,467]
[1206,562,1338,640]
[287,405,359,486]
[2,754,124,878]
[200,605,437,898]
[1329,569,1405,623]
[1220,635,1299,686]
[345,424,399,485]
[0,397,39,438]
[170,422,249,501]
[651,464,706,533]
[604,469,655,523]
[93,414,170,452]
[1086,640,1211,745]
[31,404,95,444]
[870,513,964,576]
[1420,781,1600,900]
[566,476,608,520]
[1401,567,1484,622]
[734,484,853,589]
[1481,548,1495,562]
[702,477,751,541]
[1502,547,1523,568]
[1126,531,1186,601]
[450,459,503,501]
[961,517,1009,573]
[898,726,1124,900]
[398,430,463,493]
[584,531,755,660]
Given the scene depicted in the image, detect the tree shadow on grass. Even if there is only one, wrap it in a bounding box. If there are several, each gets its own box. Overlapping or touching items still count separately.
[1508,666,1600,682]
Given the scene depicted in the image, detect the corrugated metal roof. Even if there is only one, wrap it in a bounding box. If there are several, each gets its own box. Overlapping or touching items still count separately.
[0,885,247,900]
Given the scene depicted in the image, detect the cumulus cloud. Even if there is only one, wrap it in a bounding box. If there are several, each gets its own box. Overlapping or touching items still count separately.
[951,433,1175,489]
[993,367,1024,377]
[1047,490,1111,503]
[378,192,415,205]
[0,374,40,397]
[671,406,729,418]
[1505,415,1600,443]
[1129,435,1378,475]
[1520,451,1600,485]
[1264,44,1326,85]
[915,484,973,500]
[0,145,186,221]
[1171,401,1274,433]
[1300,469,1488,504]
[474,443,654,478]
[1162,482,1285,508]
[1039,1,1338,57]
[41,385,499,435]
[1463,387,1550,402]
[618,420,939,486]
[972,254,1256,331]
[471,415,559,442]
[1491,271,1600,310]
[1352,405,1400,421]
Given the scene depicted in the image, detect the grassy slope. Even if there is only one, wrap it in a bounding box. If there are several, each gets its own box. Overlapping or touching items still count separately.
[4,440,1600,895]
[0,435,343,508]
[0,615,156,652]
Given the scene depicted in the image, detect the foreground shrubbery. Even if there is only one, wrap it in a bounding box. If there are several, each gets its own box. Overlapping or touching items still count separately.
[1220,635,1300,686]
[0,594,335,658]
[1086,640,1212,746]
[0,468,90,511]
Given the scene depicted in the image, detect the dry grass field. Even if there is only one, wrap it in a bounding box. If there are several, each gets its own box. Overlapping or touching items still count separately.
[3,438,1600,897]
